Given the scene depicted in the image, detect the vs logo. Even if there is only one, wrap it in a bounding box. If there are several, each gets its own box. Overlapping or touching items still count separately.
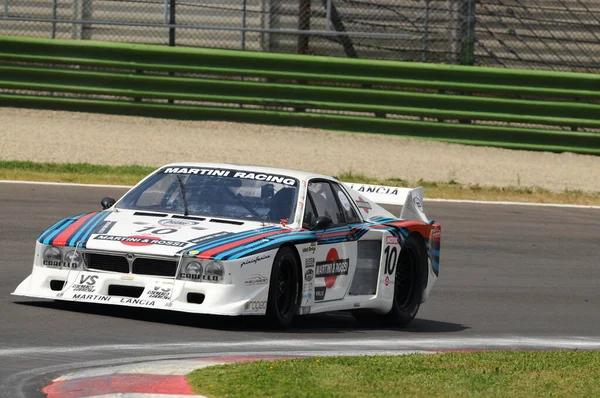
[79,275,98,286]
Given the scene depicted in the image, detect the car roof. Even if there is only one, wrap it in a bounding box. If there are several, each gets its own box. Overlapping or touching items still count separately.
[160,162,337,182]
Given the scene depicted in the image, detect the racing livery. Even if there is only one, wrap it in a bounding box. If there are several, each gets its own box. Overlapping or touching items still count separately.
[13,163,441,328]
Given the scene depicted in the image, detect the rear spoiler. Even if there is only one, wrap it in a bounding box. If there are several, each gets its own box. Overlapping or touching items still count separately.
[343,183,427,222]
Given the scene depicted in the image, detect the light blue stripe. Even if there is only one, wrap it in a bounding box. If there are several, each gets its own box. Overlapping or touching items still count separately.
[42,219,76,245]
[186,226,280,253]
[69,212,109,247]
[68,212,103,247]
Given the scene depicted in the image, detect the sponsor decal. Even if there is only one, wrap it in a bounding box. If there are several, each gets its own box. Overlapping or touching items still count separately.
[188,232,232,244]
[385,275,390,287]
[42,260,82,269]
[355,196,372,214]
[315,286,326,301]
[433,229,441,239]
[305,269,314,282]
[337,191,352,211]
[244,274,269,286]
[299,306,311,315]
[302,242,317,254]
[303,292,313,300]
[189,250,199,255]
[244,301,267,312]
[305,258,315,268]
[348,184,400,195]
[148,285,171,299]
[381,275,394,286]
[386,236,399,245]
[72,293,110,302]
[72,284,95,292]
[353,303,361,308]
[93,221,117,235]
[315,248,349,288]
[94,234,187,247]
[121,275,134,280]
[158,219,199,227]
[240,254,271,268]
[71,274,98,292]
[163,167,297,186]
[119,297,155,306]
[413,196,424,211]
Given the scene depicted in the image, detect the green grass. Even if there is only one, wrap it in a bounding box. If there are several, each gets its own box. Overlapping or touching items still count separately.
[0,160,155,186]
[187,352,600,398]
[0,160,599,205]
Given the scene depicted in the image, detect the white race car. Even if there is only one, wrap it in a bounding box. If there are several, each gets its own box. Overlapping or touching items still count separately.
[13,163,441,328]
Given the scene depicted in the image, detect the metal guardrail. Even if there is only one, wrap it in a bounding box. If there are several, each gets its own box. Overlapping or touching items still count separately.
[0,36,599,155]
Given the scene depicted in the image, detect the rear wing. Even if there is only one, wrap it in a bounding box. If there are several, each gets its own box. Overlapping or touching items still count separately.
[343,183,427,222]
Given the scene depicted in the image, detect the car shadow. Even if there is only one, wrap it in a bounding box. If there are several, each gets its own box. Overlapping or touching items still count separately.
[15,300,468,333]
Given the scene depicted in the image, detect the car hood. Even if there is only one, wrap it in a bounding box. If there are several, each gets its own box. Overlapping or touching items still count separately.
[38,209,286,258]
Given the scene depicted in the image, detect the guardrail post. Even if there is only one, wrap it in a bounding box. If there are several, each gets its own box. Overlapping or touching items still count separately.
[72,0,93,40]
[298,0,311,54]
[169,0,176,46]
[456,0,476,65]
[51,0,57,39]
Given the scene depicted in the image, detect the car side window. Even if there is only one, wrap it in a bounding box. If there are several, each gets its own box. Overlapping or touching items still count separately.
[302,195,317,229]
[331,183,361,224]
[306,181,344,226]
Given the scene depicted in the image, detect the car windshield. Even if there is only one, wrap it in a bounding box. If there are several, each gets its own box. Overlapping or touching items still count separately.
[116,166,298,223]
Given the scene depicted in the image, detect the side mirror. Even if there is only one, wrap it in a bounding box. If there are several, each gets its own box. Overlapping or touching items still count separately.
[101,197,116,210]
[311,215,333,231]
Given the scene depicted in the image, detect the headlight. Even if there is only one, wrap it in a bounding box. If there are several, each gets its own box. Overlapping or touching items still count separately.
[64,250,84,269]
[42,246,62,267]
[204,261,224,282]
[178,260,225,283]
[179,261,203,281]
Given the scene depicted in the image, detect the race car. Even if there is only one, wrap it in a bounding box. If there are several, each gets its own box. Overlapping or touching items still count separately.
[13,163,441,328]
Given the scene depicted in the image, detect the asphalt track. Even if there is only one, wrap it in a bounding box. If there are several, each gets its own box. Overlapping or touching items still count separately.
[0,182,599,397]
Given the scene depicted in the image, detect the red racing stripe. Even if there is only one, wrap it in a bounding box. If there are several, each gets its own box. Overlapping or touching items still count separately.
[51,212,97,247]
[197,228,290,259]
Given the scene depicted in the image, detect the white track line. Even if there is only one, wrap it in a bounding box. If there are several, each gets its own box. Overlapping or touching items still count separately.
[2,179,599,209]
[3,336,600,357]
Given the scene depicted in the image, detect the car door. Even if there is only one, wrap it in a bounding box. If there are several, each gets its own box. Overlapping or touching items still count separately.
[304,180,359,302]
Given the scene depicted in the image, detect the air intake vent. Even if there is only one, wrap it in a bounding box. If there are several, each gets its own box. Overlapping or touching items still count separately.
[50,280,65,291]
[209,218,244,225]
[172,215,205,221]
[187,293,205,304]
[132,258,178,277]
[108,285,144,298]
[86,253,129,273]
[134,212,167,217]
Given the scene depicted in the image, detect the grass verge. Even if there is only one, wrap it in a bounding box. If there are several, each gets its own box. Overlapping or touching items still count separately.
[187,352,600,398]
[0,161,599,205]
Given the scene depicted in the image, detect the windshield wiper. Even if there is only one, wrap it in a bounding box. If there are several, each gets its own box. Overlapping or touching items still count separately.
[175,174,189,216]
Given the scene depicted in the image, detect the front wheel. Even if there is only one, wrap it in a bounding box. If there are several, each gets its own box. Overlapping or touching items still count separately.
[266,246,300,329]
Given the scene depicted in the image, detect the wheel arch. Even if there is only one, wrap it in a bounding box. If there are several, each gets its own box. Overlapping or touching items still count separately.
[402,231,429,295]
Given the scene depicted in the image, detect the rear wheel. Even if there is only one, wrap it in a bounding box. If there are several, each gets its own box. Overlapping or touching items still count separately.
[384,234,427,326]
[353,234,427,327]
[266,246,300,329]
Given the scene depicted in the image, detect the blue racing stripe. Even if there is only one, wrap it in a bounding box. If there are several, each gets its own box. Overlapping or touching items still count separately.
[38,219,70,243]
[224,234,316,260]
[42,219,78,245]
[186,226,282,253]
[69,211,109,248]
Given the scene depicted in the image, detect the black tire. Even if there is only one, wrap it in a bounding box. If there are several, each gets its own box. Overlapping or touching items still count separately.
[266,246,301,329]
[384,234,428,326]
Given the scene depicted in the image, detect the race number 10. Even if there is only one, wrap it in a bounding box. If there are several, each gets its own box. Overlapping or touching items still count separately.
[383,245,398,275]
